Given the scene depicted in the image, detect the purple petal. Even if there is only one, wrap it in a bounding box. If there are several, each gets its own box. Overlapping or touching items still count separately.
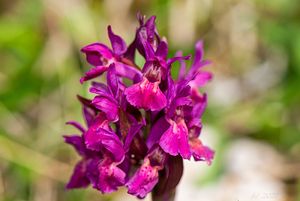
[124,124,143,151]
[76,95,98,127]
[66,160,90,189]
[64,135,87,157]
[97,162,126,193]
[190,71,213,87]
[66,121,85,133]
[159,120,191,159]
[167,96,192,118]
[187,118,202,138]
[166,75,176,102]
[175,51,186,81]
[136,15,157,57]
[76,95,94,108]
[189,138,214,165]
[89,84,109,96]
[137,12,145,25]
[89,86,114,101]
[81,43,113,66]
[126,158,159,199]
[107,64,119,96]
[146,117,169,149]
[107,25,127,56]
[83,105,96,127]
[84,122,124,162]
[118,156,131,176]
[137,30,156,59]
[190,60,212,77]
[114,62,142,81]
[190,93,207,118]
[85,158,100,189]
[187,40,212,77]
[167,55,191,67]
[80,66,108,83]
[155,41,168,59]
[92,96,119,122]
[145,16,156,43]
[176,81,191,97]
[124,39,136,62]
[124,77,167,111]
[91,81,109,91]
[191,40,204,68]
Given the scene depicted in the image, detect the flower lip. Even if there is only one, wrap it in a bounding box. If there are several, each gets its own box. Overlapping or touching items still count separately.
[97,160,126,193]
[124,76,167,111]
[126,158,160,199]
[159,118,191,159]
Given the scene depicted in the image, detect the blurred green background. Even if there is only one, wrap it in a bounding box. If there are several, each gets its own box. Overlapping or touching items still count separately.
[0,0,300,201]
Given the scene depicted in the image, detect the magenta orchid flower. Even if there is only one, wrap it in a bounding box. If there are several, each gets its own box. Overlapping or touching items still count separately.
[64,13,214,201]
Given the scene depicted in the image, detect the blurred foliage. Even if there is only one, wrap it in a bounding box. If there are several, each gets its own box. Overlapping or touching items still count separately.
[0,0,299,201]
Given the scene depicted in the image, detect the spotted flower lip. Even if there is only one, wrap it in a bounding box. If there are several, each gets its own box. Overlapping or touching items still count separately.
[126,146,166,199]
[124,77,167,111]
[65,13,214,200]
[97,159,126,193]
[126,158,160,199]
[159,118,191,159]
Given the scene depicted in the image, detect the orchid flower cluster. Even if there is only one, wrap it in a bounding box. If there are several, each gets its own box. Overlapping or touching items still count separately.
[64,14,214,200]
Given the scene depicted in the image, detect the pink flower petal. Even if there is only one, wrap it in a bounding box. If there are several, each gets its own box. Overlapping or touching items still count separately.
[97,162,126,193]
[80,66,108,83]
[159,119,191,159]
[126,158,159,199]
[189,138,214,165]
[124,77,167,111]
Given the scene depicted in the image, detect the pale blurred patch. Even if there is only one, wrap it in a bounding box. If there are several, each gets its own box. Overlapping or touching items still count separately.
[177,139,289,201]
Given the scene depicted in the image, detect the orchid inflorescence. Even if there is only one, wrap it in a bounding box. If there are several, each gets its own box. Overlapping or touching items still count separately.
[64,13,214,200]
